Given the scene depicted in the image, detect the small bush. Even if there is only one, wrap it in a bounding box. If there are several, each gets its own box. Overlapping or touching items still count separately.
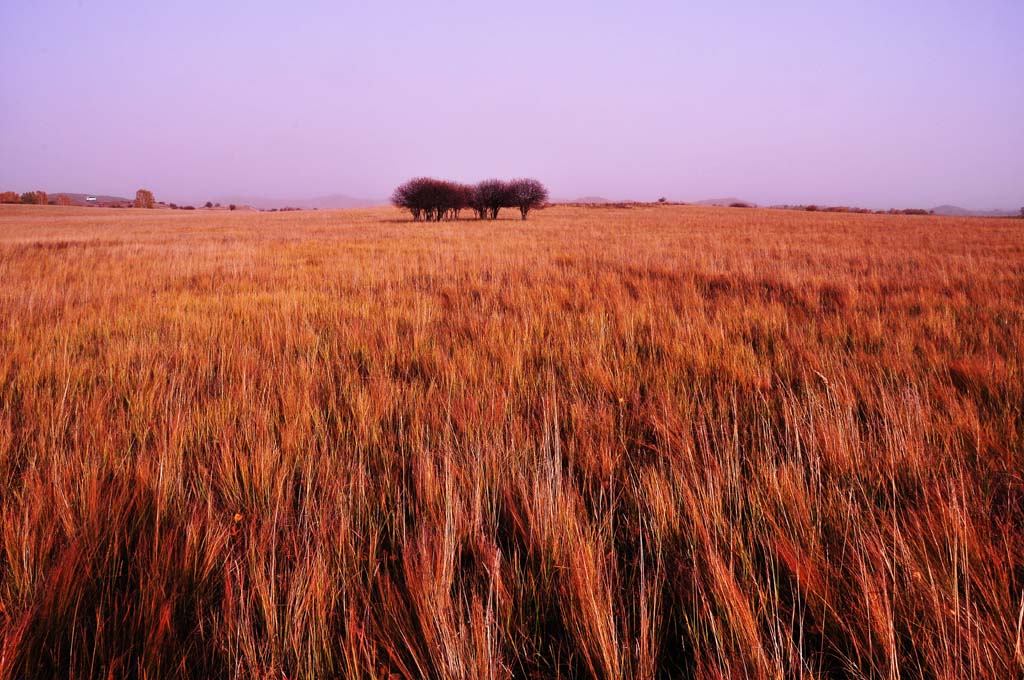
[508,178,549,220]
[473,179,513,220]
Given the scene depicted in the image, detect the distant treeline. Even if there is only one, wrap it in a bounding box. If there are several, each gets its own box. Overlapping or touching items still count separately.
[774,204,937,215]
[0,190,62,205]
[391,178,549,221]
[0,189,150,208]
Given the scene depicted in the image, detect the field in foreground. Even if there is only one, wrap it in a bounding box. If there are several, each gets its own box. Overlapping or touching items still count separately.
[0,204,1022,679]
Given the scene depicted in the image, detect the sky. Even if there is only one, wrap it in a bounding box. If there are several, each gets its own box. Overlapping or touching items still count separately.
[1,0,1022,209]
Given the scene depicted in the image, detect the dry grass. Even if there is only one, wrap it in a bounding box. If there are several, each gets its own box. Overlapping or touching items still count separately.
[0,203,1021,679]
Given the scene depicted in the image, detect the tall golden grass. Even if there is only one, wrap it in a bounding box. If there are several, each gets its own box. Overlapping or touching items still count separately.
[0,203,1021,678]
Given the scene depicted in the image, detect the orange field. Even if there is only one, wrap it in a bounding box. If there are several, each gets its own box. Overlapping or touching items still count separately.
[0,203,1022,678]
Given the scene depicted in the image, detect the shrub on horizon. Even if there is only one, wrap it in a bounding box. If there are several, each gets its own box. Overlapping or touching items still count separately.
[508,178,549,220]
[474,179,513,220]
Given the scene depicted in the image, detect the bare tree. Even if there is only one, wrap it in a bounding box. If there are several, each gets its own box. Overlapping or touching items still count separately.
[469,185,488,220]
[449,183,474,220]
[391,177,432,221]
[474,179,511,220]
[508,178,549,220]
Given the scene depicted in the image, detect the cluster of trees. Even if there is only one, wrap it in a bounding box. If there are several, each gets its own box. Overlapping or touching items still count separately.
[391,177,548,221]
[1,190,49,205]
[796,204,934,215]
[1,189,154,208]
[170,200,235,210]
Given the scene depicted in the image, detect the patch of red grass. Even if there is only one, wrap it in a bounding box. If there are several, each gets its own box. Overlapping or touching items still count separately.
[0,203,1021,678]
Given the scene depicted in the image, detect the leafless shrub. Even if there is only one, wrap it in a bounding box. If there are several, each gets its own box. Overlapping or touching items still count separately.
[472,180,512,220]
[508,178,549,220]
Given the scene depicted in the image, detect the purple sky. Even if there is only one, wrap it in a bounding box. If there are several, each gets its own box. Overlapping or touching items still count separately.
[2,1,1021,209]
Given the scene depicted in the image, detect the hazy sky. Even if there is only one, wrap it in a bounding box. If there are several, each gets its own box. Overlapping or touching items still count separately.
[2,1,1022,208]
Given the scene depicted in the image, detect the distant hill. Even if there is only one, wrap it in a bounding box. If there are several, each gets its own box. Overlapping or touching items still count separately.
[50,192,133,207]
[549,196,613,204]
[211,194,384,210]
[931,205,1019,218]
[696,197,756,207]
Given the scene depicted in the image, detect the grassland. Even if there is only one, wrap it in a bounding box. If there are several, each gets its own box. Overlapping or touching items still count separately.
[0,203,1021,679]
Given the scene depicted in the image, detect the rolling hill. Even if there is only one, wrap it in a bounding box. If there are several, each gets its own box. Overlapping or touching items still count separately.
[931,205,1019,218]
[210,194,384,210]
